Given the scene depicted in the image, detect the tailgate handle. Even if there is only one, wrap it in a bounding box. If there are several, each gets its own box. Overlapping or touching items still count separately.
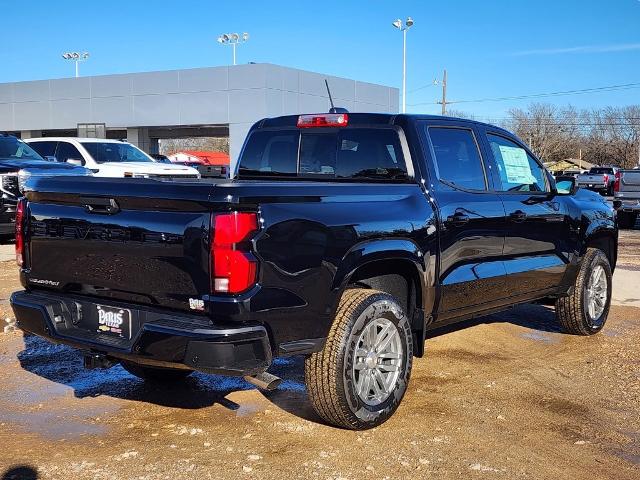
[80,197,120,215]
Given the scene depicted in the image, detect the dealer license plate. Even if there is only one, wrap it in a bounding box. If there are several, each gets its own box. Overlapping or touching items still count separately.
[95,304,131,339]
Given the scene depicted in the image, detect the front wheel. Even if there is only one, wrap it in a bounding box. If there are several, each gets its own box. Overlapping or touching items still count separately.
[305,289,413,430]
[555,248,612,335]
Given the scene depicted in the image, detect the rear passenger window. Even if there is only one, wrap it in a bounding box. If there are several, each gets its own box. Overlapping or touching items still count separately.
[428,127,486,190]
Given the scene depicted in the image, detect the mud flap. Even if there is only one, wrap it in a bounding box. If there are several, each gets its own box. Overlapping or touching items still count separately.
[411,308,427,358]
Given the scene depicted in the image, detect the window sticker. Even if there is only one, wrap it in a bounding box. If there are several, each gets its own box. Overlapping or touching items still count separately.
[498,145,534,184]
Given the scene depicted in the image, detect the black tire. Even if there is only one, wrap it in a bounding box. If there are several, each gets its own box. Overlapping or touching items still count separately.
[304,288,413,430]
[555,248,612,335]
[618,212,637,229]
[121,361,193,383]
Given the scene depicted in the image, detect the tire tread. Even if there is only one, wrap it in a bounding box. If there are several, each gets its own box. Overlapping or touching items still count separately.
[555,248,610,335]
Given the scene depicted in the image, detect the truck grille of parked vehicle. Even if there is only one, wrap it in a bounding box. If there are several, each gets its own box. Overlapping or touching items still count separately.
[1,173,19,197]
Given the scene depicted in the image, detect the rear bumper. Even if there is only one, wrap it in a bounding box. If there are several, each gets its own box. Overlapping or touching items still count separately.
[614,198,640,213]
[577,183,607,189]
[10,290,272,376]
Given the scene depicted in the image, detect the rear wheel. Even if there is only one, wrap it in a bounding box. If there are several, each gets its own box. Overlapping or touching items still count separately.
[555,248,612,335]
[304,289,413,430]
[121,361,193,383]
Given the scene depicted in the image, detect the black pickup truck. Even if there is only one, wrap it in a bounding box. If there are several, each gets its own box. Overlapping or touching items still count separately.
[11,112,617,430]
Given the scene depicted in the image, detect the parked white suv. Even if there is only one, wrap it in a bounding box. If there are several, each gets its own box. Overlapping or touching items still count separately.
[25,138,200,179]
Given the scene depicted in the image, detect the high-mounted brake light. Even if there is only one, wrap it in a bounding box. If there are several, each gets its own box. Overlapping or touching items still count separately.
[211,212,259,294]
[297,113,349,128]
[15,198,26,267]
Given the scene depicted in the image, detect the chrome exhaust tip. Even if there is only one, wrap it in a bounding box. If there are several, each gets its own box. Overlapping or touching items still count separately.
[243,372,282,391]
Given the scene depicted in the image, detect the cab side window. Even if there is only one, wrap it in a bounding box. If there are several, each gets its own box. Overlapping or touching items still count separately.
[487,134,548,192]
[29,141,58,159]
[55,142,85,164]
[427,127,486,191]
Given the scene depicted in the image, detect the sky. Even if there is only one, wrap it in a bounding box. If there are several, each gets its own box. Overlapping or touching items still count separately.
[0,0,638,119]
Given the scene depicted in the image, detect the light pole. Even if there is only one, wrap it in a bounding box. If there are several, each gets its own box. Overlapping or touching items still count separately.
[62,52,89,78]
[392,17,414,113]
[217,32,249,65]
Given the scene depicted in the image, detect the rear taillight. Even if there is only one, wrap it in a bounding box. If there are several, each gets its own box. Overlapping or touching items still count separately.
[15,198,26,267]
[211,212,259,294]
[614,171,621,192]
[603,173,609,185]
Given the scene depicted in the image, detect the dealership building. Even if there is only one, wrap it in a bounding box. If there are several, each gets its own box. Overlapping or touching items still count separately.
[0,63,399,169]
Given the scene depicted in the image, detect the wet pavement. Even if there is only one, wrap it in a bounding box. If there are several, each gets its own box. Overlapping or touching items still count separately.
[0,231,638,479]
[1,303,639,479]
[0,243,12,263]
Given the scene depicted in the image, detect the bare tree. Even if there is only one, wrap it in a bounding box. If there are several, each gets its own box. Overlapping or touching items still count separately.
[159,137,229,156]
[503,103,640,167]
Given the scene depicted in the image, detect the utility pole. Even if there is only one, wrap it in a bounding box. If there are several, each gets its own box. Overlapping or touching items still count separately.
[440,69,447,115]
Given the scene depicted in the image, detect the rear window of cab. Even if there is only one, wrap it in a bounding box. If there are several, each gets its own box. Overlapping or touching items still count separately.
[238,128,407,181]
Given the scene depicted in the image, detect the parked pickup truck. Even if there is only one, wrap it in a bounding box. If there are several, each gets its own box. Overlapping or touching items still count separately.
[26,138,200,180]
[614,169,640,228]
[0,134,91,239]
[11,112,617,430]
[576,166,619,195]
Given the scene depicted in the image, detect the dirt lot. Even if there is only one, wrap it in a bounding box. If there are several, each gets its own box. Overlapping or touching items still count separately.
[0,233,638,480]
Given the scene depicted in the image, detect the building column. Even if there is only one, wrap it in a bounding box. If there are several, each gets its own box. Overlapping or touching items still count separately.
[148,138,159,155]
[229,122,252,177]
[20,130,42,139]
[126,127,153,153]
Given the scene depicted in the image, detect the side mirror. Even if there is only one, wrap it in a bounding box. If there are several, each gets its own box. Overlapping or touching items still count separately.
[555,177,577,196]
[66,158,84,167]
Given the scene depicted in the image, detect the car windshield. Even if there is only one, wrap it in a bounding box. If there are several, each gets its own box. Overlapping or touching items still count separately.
[0,136,45,161]
[81,142,153,163]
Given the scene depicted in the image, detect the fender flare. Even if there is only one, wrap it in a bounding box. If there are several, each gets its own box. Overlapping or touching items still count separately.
[332,238,428,293]
[327,238,431,357]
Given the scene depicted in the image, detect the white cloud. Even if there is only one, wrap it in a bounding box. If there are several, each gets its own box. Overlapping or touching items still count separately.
[512,43,640,56]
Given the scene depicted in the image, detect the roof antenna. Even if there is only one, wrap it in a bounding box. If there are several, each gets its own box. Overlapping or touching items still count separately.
[325,79,349,114]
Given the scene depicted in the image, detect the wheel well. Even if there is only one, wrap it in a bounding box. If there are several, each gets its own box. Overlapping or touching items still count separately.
[585,234,616,270]
[348,259,420,315]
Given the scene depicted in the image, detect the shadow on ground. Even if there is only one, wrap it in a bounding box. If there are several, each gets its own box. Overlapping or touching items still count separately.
[1,465,38,480]
[15,303,563,424]
[427,302,562,339]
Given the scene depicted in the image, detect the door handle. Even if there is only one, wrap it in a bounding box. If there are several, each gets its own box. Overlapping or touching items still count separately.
[509,210,527,222]
[446,212,470,226]
[80,197,120,215]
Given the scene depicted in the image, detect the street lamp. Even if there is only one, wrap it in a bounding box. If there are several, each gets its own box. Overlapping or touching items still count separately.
[217,32,249,66]
[62,52,89,78]
[392,17,414,113]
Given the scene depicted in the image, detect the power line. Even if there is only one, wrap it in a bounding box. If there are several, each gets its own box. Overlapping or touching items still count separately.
[408,82,640,106]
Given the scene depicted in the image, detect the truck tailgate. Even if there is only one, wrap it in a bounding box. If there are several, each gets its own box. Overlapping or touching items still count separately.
[23,177,214,312]
[620,170,640,194]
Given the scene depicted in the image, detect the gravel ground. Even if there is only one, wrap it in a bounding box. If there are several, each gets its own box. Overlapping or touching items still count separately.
[0,232,638,480]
